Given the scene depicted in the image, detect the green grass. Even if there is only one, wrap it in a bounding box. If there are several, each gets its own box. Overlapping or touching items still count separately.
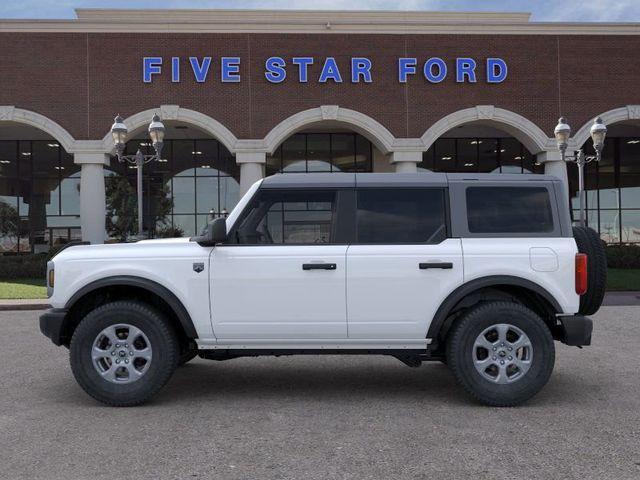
[606,269,640,291]
[0,278,47,299]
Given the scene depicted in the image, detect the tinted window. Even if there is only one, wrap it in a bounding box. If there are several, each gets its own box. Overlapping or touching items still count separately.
[356,189,447,243]
[236,190,335,244]
[466,186,554,234]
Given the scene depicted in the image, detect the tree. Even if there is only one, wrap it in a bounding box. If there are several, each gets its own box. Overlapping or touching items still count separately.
[105,175,174,241]
[0,201,21,250]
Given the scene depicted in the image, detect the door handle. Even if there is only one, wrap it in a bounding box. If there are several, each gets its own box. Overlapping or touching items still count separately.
[419,262,453,270]
[302,263,337,271]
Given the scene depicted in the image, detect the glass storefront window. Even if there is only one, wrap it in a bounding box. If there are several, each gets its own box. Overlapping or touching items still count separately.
[420,137,534,175]
[567,136,640,244]
[456,138,477,171]
[0,140,81,252]
[267,132,373,174]
[106,138,240,239]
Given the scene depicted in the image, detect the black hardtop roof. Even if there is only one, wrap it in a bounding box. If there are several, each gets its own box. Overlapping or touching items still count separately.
[260,172,560,189]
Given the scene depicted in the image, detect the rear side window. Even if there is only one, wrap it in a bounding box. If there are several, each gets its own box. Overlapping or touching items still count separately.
[356,188,447,243]
[466,186,554,234]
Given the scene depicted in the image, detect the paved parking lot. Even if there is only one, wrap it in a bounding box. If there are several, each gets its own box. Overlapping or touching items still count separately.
[1,308,639,480]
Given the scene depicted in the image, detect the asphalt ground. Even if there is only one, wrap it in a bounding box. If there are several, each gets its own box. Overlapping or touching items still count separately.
[1,308,639,480]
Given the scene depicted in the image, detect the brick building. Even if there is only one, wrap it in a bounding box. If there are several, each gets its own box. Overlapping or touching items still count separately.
[1,9,639,250]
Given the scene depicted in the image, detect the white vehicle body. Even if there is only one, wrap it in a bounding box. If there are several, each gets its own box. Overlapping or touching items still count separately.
[46,173,580,351]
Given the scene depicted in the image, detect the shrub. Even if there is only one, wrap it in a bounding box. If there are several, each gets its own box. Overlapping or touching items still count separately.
[606,244,640,269]
[155,226,185,238]
[0,253,48,280]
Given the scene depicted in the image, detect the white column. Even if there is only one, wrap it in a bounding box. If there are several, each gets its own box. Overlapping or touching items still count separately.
[537,151,569,192]
[75,152,109,244]
[390,151,422,173]
[237,151,266,195]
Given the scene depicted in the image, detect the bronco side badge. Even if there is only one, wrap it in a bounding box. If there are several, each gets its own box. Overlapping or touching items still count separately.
[193,262,205,273]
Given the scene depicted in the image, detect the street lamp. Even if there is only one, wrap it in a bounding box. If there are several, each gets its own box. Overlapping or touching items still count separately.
[554,116,607,227]
[110,113,166,238]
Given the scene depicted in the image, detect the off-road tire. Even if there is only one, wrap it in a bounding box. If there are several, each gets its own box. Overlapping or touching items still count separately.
[446,301,555,407]
[573,226,607,315]
[70,300,179,407]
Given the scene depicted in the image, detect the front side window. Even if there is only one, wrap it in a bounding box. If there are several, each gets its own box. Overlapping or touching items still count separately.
[235,190,336,244]
[356,188,447,244]
[466,186,554,234]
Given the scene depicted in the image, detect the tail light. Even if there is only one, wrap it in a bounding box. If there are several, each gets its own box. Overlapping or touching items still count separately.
[575,253,588,295]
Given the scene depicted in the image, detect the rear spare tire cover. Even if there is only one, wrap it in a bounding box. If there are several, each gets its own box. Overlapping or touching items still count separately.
[573,226,607,315]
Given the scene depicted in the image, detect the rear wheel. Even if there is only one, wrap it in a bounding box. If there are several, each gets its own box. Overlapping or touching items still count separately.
[70,300,179,407]
[573,226,607,315]
[446,301,555,407]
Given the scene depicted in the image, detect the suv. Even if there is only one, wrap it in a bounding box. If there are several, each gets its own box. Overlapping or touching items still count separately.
[39,173,606,407]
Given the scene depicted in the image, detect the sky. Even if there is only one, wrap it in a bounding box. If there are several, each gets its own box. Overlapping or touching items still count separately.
[1,0,639,22]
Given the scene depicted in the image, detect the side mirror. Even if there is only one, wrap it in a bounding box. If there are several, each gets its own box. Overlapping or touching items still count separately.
[211,217,227,243]
[193,217,227,246]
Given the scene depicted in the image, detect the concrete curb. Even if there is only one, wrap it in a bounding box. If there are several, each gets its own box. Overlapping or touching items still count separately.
[0,300,50,312]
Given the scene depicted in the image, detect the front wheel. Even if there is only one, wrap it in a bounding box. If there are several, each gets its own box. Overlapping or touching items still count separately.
[70,301,180,407]
[446,301,555,407]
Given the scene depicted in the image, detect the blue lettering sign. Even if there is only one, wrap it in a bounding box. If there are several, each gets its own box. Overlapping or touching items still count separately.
[487,58,508,83]
[143,57,162,83]
[456,58,477,83]
[424,57,447,83]
[171,57,180,83]
[351,58,372,83]
[142,55,508,85]
[292,57,314,82]
[319,57,342,83]
[221,57,241,83]
[265,57,287,83]
[398,58,417,83]
[189,57,211,83]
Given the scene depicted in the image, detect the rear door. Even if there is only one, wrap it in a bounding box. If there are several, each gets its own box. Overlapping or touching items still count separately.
[346,187,463,339]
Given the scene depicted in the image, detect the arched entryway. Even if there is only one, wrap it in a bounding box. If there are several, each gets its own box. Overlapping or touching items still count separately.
[107,120,240,239]
[569,112,640,243]
[0,110,79,253]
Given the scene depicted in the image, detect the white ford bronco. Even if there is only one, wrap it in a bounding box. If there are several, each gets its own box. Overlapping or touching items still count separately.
[40,173,606,407]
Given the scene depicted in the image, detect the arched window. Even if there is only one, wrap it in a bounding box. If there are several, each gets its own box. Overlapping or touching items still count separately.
[109,138,239,238]
[0,139,80,253]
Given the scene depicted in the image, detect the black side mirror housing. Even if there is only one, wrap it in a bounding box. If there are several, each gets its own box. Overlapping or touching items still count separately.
[192,217,227,246]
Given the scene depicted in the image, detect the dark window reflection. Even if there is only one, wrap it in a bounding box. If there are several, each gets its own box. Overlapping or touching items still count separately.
[107,138,239,238]
[419,137,536,174]
[567,137,640,244]
[267,132,373,174]
[0,140,80,253]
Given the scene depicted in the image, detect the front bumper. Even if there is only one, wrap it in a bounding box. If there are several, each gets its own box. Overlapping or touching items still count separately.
[555,315,593,346]
[39,308,68,346]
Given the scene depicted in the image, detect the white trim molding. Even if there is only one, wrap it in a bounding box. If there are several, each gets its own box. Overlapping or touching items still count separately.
[571,105,640,149]
[421,105,553,154]
[263,106,396,155]
[100,105,239,154]
[0,106,76,153]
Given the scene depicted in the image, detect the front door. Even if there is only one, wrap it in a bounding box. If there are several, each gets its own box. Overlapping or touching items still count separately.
[210,188,348,339]
[346,187,463,339]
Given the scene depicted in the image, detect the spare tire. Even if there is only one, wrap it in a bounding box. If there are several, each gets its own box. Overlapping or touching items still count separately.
[573,226,607,315]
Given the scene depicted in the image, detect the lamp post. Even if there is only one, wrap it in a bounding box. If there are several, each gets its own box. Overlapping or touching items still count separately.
[554,116,607,228]
[110,114,166,237]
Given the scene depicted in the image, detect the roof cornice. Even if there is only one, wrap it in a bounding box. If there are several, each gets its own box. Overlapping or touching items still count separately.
[0,9,638,35]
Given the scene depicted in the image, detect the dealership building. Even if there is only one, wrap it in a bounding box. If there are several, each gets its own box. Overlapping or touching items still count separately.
[1,8,640,252]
